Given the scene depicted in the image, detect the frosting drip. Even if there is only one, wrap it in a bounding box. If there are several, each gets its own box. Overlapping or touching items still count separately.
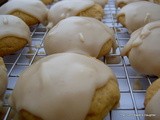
[145,90,160,120]
[0,15,31,44]
[121,20,160,76]
[47,0,94,27]
[9,53,115,120]
[118,1,160,33]
[44,17,114,57]
[0,0,48,25]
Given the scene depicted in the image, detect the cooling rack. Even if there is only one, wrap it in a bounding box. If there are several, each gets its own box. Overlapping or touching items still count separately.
[1,0,157,120]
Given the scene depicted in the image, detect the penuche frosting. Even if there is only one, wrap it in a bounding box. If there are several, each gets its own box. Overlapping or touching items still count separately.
[9,53,116,120]
[145,90,160,120]
[47,0,95,28]
[0,57,7,108]
[121,20,160,76]
[0,15,31,44]
[117,1,160,33]
[0,0,48,25]
[44,16,116,58]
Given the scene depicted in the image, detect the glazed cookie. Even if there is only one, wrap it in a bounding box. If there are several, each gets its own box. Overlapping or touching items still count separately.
[0,15,31,56]
[9,53,120,120]
[47,0,104,28]
[117,1,160,33]
[44,17,117,58]
[0,0,48,26]
[0,57,7,109]
[144,78,160,120]
[121,20,160,77]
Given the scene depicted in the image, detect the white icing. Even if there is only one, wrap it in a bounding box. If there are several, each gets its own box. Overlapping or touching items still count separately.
[117,1,160,33]
[44,17,115,58]
[92,0,108,7]
[0,15,31,44]
[47,0,94,27]
[0,57,7,108]
[145,90,160,120]
[0,0,48,25]
[121,20,160,76]
[9,53,116,120]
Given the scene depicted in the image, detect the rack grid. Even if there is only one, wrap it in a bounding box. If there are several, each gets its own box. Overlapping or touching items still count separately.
[1,0,157,120]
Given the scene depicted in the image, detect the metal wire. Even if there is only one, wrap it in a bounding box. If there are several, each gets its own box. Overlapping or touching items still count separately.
[103,0,157,120]
[107,1,140,120]
[2,0,157,120]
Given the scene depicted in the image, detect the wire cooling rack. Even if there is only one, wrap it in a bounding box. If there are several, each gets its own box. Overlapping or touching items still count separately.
[1,0,158,120]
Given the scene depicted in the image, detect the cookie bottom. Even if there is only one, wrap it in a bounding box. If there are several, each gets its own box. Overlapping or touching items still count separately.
[98,39,113,58]
[11,10,39,26]
[0,36,28,56]
[78,4,104,21]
